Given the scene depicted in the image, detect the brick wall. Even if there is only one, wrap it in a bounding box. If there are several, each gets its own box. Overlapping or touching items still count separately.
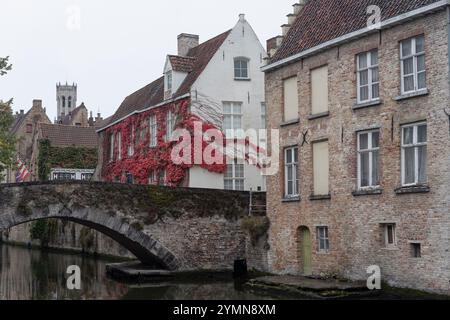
[265,11,450,293]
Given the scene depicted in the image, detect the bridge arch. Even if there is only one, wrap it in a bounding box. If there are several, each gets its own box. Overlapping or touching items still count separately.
[0,206,180,271]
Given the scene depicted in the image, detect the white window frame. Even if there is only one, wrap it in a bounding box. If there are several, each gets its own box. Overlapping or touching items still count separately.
[234,57,250,80]
[117,132,122,160]
[109,133,114,162]
[166,110,175,141]
[357,50,379,103]
[149,115,157,147]
[165,71,172,92]
[260,102,267,129]
[316,226,330,252]
[224,160,245,191]
[357,129,380,189]
[127,124,134,157]
[284,146,299,198]
[400,35,426,94]
[223,102,243,138]
[383,224,396,247]
[401,122,427,186]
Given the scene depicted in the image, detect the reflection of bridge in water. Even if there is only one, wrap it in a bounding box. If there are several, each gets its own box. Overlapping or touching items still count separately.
[0,182,265,271]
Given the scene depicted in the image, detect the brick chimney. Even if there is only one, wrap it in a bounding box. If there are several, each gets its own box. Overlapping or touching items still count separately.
[177,33,199,56]
[32,99,42,108]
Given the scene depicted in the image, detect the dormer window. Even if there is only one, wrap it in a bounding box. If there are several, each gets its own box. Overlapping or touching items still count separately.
[234,57,250,80]
[165,71,173,92]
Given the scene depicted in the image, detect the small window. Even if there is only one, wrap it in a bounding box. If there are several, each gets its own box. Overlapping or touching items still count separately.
[117,132,122,160]
[313,141,329,196]
[284,146,299,198]
[311,65,329,115]
[400,35,426,94]
[158,169,166,186]
[109,133,115,162]
[357,50,379,103]
[410,243,422,258]
[128,125,134,157]
[401,123,427,186]
[68,96,72,109]
[165,71,172,92]
[234,58,249,79]
[261,102,267,129]
[148,171,157,185]
[224,160,245,191]
[316,227,330,252]
[126,172,133,184]
[382,224,396,247]
[26,124,33,133]
[357,130,380,189]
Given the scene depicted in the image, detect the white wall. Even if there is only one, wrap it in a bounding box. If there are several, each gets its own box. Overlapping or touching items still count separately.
[189,166,224,189]
[189,15,267,191]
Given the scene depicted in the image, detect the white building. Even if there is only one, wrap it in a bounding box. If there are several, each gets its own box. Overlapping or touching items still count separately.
[98,14,267,191]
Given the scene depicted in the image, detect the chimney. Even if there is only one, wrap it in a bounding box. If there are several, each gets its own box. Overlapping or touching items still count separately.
[177,33,199,56]
[281,24,291,36]
[239,13,246,22]
[267,36,284,58]
[32,99,42,109]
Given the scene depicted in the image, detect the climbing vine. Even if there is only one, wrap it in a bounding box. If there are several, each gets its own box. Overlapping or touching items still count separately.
[30,220,58,247]
[38,139,97,180]
[102,98,227,185]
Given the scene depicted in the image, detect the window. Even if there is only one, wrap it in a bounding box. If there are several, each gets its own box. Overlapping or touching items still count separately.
[223,102,242,137]
[401,123,427,186]
[68,96,72,109]
[357,130,380,189]
[283,77,299,122]
[126,172,133,184]
[284,147,299,198]
[382,224,396,247]
[81,173,93,181]
[400,35,426,94]
[26,124,33,133]
[357,50,379,103]
[313,141,329,196]
[128,125,134,157]
[165,71,172,92]
[149,115,157,147]
[117,132,122,160]
[224,160,245,191]
[159,169,166,186]
[62,96,66,108]
[109,133,114,162]
[410,243,421,258]
[53,172,75,181]
[316,227,330,252]
[261,102,267,129]
[166,111,175,141]
[148,171,157,185]
[311,65,329,115]
[234,58,249,79]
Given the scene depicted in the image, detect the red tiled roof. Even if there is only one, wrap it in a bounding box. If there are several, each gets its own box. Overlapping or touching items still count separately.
[168,55,196,73]
[40,123,98,148]
[271,0,442,64]
[101,29,231,130]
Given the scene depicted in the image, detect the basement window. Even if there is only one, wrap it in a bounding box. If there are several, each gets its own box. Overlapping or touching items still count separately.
[410,243,422,258]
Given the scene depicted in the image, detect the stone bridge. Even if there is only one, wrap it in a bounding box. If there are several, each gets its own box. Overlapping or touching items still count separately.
[0,182,267,271]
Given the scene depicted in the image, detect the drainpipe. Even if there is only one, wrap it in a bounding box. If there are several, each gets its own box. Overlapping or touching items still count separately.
[447,5,450,97]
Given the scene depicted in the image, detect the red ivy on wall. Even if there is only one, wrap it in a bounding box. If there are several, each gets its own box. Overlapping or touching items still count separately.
[102,98,227,186]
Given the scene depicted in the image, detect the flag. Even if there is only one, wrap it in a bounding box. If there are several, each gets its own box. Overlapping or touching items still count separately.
[15,158,30,183]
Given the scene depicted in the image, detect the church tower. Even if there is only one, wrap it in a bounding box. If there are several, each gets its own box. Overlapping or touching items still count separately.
[56,82,77,121]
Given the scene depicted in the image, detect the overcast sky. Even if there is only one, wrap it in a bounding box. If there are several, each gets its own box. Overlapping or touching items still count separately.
[1,0,294,121]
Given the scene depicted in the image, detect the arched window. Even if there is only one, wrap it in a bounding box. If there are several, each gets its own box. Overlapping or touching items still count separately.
[234,57,250,79]
[62,96,66,108]
[68,96,72,108]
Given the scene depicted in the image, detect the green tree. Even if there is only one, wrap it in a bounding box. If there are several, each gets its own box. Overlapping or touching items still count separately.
[0,56,15,180]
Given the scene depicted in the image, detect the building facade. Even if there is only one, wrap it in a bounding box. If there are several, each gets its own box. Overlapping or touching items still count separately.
[96,14,267,191]
[263,0,450,293]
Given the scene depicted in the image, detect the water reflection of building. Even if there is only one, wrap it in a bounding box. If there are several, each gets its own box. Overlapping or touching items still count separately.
[0,245,128,300]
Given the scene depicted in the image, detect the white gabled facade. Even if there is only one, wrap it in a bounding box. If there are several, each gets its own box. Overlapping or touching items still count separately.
[188,14,267,191]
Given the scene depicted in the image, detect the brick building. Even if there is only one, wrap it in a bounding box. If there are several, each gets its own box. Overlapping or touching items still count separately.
[263,0,450,293]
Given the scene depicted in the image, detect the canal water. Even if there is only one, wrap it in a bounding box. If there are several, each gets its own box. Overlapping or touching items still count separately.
[0,243,274,300]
